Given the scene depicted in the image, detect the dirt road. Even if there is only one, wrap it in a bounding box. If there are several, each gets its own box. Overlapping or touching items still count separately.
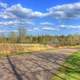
[0,48,78,80]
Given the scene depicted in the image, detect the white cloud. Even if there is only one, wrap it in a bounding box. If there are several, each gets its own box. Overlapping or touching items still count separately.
[33,27,40,30]
[42,26,58,31]
[60,25,80,29]
[26,21,35,25]
[31,11,48,18]
[0,21,20,26]
[28,26,58,32]
[40,22,53,26]
[0,20,35,27]
[0,30,18,33]
[28,27,40,31]
[0,2,8,8]
[1,2,80,20]
[0,4,47,19]
[48,2,80,19]
[0,10,17,19]
[0,2,80,33]
[6,4,32,19]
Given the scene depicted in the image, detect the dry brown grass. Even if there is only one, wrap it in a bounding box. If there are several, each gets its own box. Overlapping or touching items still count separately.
[0,43,51,55]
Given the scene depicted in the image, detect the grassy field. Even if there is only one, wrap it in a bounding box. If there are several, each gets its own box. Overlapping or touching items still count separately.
[0,43,52,56]
[51,51,80,80]
[0,43,79,57]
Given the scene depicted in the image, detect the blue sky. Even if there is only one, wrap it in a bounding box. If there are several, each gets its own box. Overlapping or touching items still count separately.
[0,0,80,35]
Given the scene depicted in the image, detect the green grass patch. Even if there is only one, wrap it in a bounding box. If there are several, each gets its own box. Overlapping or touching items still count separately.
[51,51,80,80]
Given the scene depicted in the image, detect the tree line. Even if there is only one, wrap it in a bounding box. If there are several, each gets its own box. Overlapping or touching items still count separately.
[0,27,80,46]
